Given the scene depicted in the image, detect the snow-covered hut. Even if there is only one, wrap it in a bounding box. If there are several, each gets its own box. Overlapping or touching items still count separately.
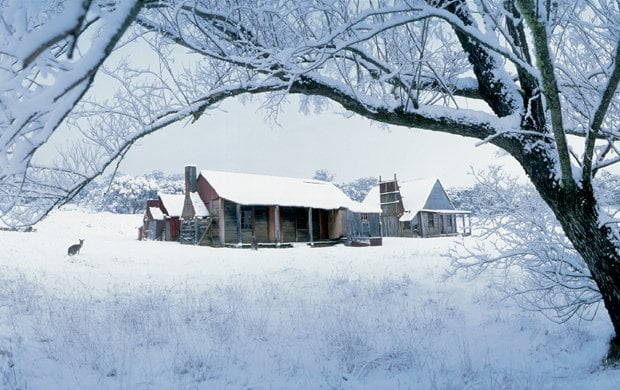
[139,199,166,240]
[193,168,382,247]
[363,176,471,238]
[140,191,208,242]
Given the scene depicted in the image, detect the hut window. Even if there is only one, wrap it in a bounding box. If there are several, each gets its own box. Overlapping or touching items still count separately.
[241,208,253,230]
[446,215,452,227]
[427,214,435,228]
[361,213,370,236]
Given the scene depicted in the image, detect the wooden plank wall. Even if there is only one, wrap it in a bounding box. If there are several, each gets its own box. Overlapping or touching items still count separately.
[381,215,401,237]
[252,206,269,243]
[281,207,297,242]
[346,212,381,238]
[295,208,310,242]
[312,209,321,240]
[222,201,271,244]
[223,200,238,244]
[268,207,276,241]
[219,203,377,244]
[329,210,345,239]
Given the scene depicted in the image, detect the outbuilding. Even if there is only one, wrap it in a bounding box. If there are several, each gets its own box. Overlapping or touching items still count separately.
[363,176,471,237]
[140,192,208,241]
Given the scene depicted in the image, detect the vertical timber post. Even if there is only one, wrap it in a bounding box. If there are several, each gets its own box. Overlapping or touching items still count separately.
[308,207,314,247]
[219,199,225,246]
[236,203,242,246]
[194,218,199,244]
[251,206,257,250]
[275,205,281,246]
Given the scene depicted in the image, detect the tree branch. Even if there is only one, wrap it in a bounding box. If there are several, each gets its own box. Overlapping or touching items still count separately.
[583,40,620,186]
[288,74,502,141]
[517,0,574,188]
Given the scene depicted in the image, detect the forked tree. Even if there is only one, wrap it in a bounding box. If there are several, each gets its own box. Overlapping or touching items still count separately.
[2,0,620,358]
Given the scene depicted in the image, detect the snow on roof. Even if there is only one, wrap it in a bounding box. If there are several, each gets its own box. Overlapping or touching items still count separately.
[362,186,380,206]
[159,193,209,218]
[149,207,165,220]
[200,170,380,213]
[399,179,443,215]
[158,194,185,217]
[362,178,457,221]
[189,192,209,217]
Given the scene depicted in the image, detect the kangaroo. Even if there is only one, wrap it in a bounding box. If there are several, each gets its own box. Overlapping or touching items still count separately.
[67,239,84,256]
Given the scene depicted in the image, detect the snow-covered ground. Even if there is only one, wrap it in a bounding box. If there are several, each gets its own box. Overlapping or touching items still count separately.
[1,208,619,389]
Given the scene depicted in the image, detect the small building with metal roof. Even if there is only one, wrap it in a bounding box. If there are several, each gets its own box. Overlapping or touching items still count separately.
[363,176,471,238]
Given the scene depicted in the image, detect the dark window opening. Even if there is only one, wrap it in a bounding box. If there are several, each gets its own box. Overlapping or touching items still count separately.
[296,211,307,229]
[241,208,253,230]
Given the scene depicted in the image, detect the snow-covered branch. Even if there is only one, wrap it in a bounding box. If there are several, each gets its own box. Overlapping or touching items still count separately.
[583,40,620,185]
[448,166,602,323]
[0,0,143,219]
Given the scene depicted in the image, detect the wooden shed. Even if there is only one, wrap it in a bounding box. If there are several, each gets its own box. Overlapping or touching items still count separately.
[363,177,471,238]
[191,169,382,247]
[140,192,208,242]
[140,199,166,240]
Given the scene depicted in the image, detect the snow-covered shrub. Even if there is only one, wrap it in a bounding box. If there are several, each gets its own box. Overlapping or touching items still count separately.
[74,171,183,213]
[447,166,602,323]
[338,176,378,202]
[312,169,377,202]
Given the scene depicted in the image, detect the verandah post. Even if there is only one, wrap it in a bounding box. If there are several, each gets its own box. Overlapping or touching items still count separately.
[236,203,242,246]
[308,207,314,246]
[275,205,281,245]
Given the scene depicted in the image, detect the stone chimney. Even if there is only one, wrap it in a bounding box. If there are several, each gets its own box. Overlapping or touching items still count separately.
[185,165,197,194]
[182,165,197,219]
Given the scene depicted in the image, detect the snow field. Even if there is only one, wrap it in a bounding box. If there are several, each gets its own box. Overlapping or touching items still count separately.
[0,209,619,389]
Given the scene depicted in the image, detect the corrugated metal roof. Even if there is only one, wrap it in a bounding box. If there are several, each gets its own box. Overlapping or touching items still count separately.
[200,170,380,213]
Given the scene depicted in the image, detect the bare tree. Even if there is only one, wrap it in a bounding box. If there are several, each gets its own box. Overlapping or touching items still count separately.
[2,0,620,359]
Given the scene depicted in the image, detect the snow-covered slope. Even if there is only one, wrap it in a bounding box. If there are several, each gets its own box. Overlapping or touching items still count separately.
[0,208,618,389]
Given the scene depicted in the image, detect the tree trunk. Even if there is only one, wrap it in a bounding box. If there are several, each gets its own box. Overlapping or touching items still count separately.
[498,136,620,360]
[535,180,620,360]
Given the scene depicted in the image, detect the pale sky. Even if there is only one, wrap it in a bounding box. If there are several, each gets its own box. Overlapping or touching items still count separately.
[117,95,525,189]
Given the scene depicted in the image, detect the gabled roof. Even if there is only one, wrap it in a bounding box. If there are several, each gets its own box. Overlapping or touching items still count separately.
[402,179,454,213]
[158,194,185,217]
[199,170,380,213]
[363,178,460,221]
[159,193,209,218]
[189,192,209,217]
[148,206,165,220]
